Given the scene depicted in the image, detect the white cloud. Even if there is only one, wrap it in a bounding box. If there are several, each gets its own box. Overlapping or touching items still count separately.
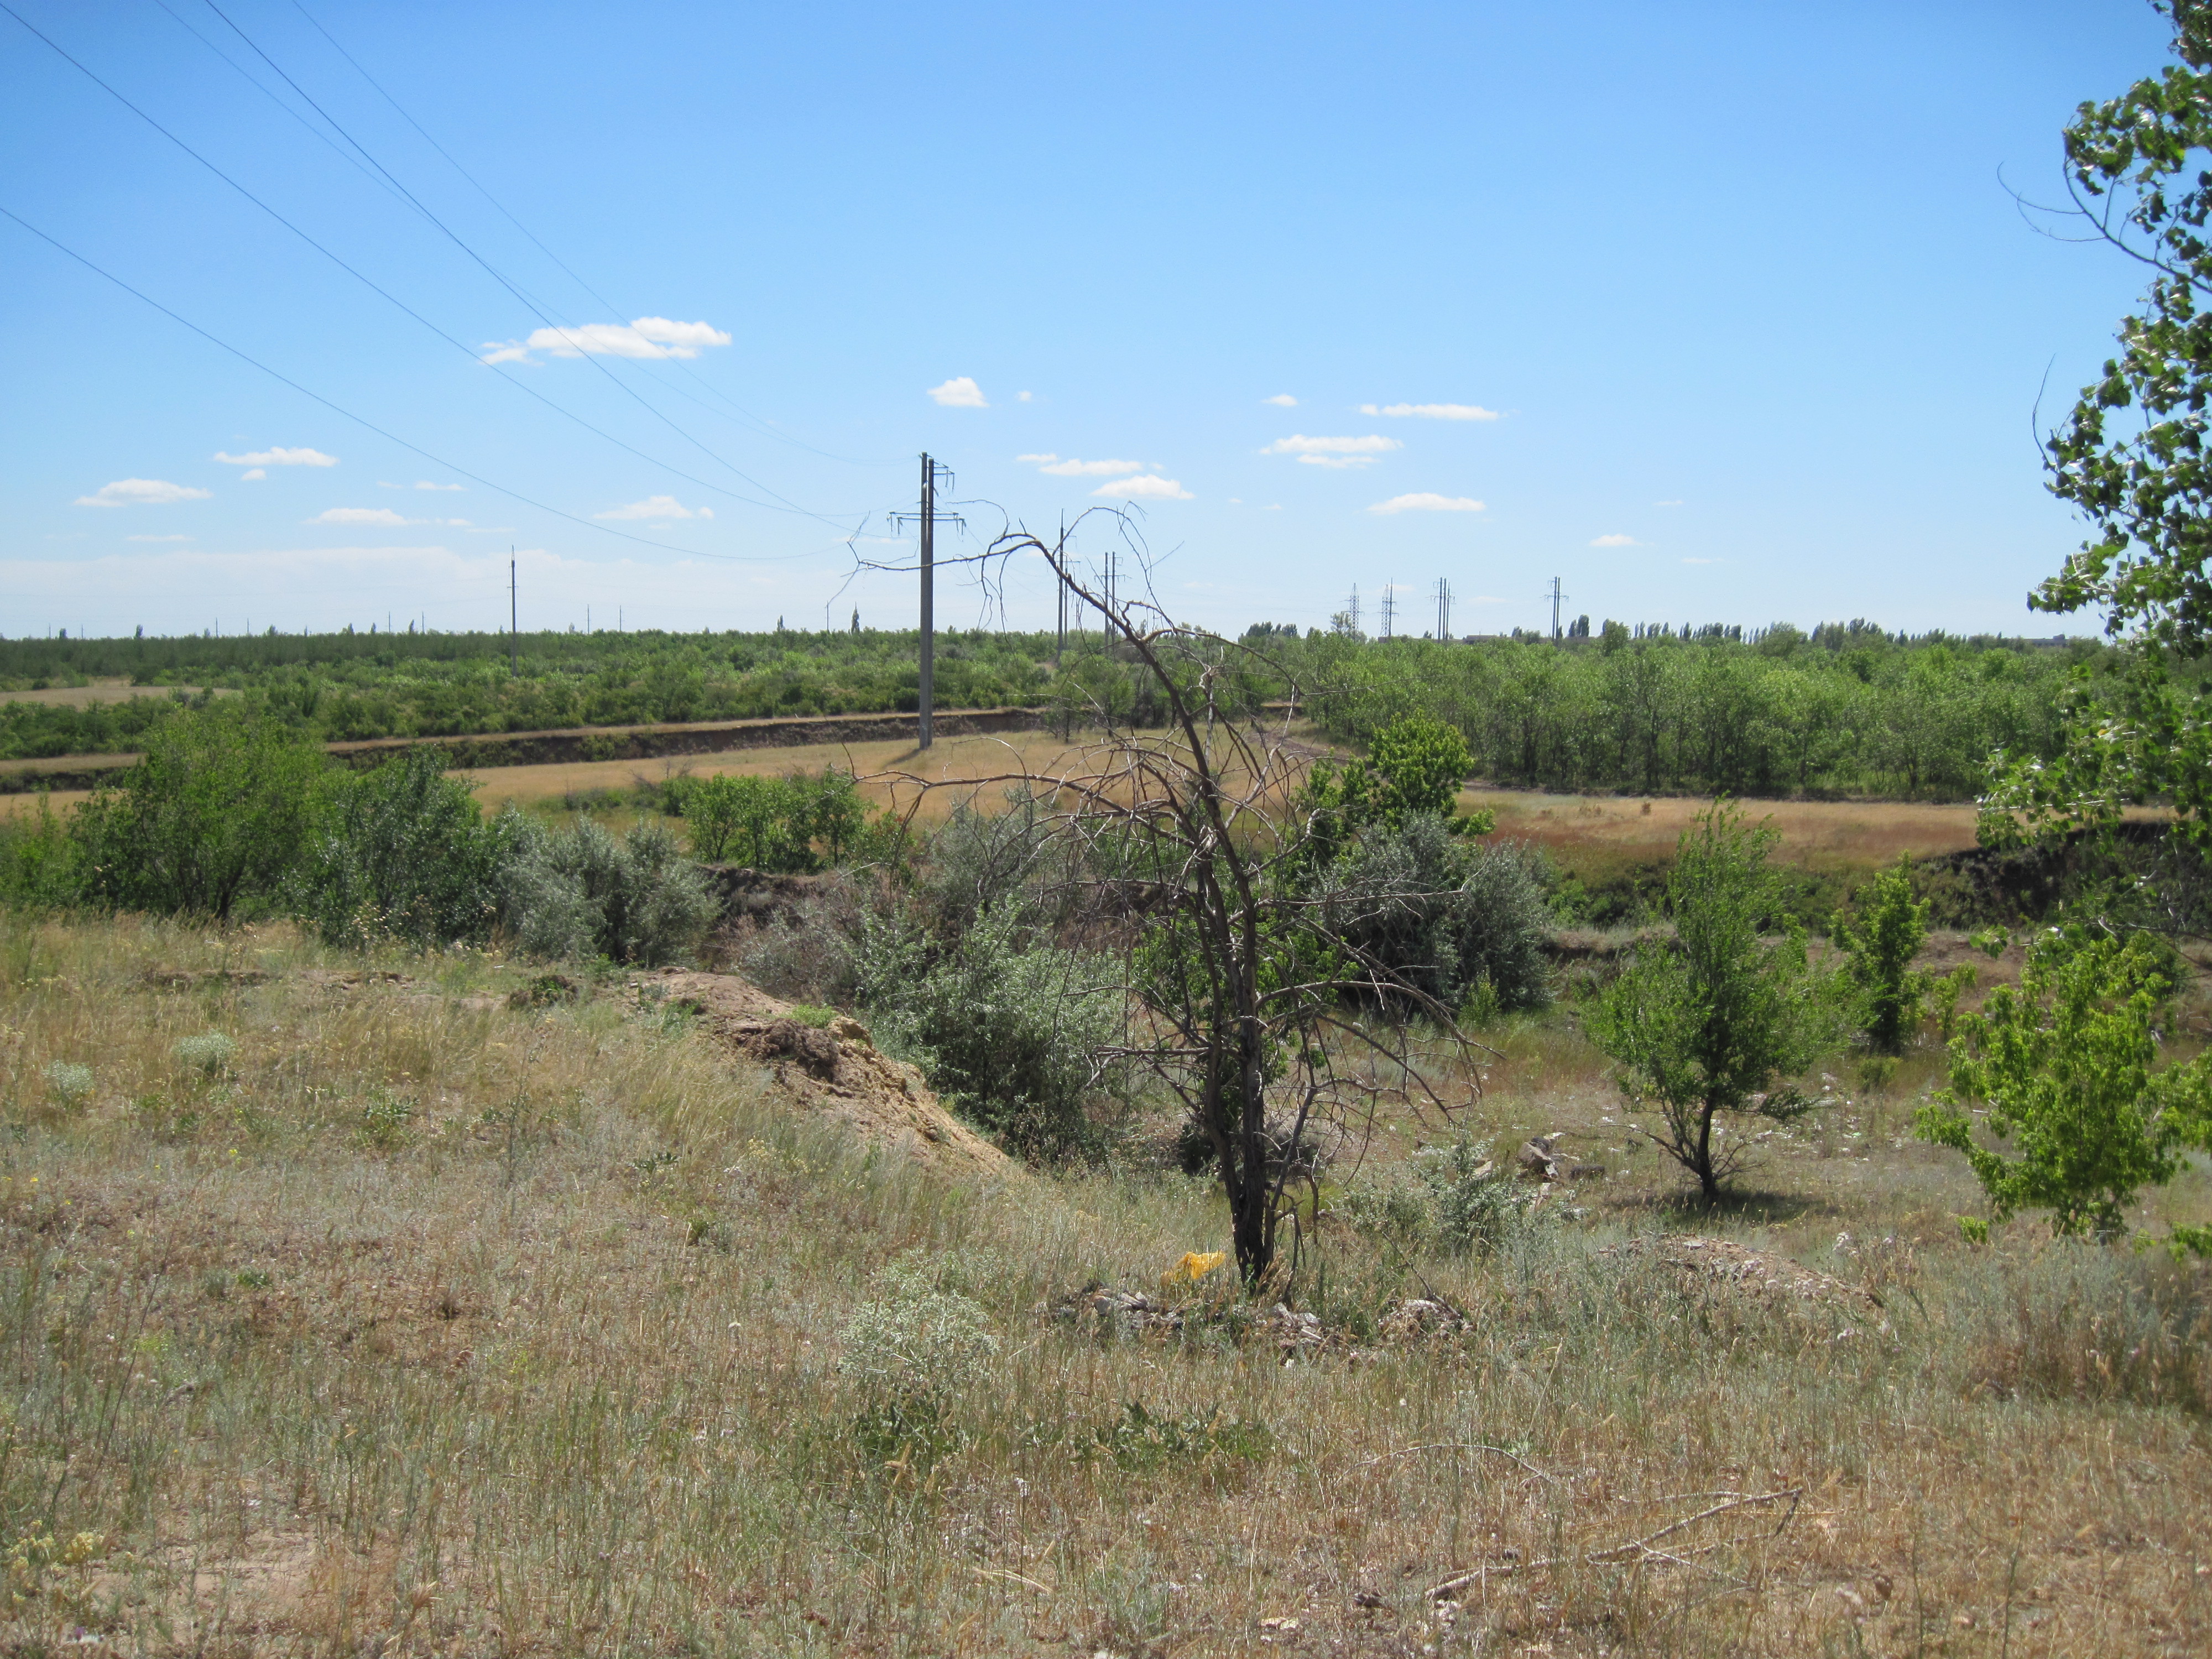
[1038,457,1146,477]
[127,534,195,543]
[1590,533,1638,547]
[1266,434,1401,459]
[1094,474,1193,500]
[1358,403,1500,421]
[1264,393,1298,407]
[479,317,731,365]
[241,468,267,481]
[213,446,338,468]
[1655,499,1685,507]
[1366,493,1485,515]
[75,478,212,507]
[378,481,465,491]
[927,376,988,408]
[311,507,411,526]
[1016,453,1057,464]
[595,495,712,521]
[1018,390,1033,402]
[1297,454,1378,469]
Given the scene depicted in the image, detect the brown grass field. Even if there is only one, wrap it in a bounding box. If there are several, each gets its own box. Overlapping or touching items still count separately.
[1,907,2207,1657]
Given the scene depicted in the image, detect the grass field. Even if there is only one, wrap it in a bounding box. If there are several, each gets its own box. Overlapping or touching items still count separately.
[1,913,2206,1656]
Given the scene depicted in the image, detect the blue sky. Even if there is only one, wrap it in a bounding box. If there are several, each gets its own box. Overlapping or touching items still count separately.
[0,0,2179,641]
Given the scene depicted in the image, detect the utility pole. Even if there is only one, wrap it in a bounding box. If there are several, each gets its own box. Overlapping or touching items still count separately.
[889,454,960,749]
[1054,515,1067,668]
[1548,577,1566,644]
[1348,583,1360,634]
[509,550,518,677]
[1435,576,1452,641]
[1380,583,1397,640]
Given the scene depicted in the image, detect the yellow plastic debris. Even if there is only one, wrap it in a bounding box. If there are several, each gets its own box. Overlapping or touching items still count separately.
[1162,1250,1227,1287]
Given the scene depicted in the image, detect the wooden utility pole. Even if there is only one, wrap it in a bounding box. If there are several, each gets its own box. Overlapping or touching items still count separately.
[509,551,518,676]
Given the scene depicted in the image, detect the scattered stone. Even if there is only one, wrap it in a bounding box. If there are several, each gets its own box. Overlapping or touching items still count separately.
[1378,1297,1470,1339]
[1601,1234,1884,1327]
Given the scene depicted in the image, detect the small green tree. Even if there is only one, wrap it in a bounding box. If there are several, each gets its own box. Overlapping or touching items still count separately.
[1916,927,2212,1253]
[1588,804,1851,1203]
[1832,855,1932,1053]
[74,706,324,921]
[683,774,745,862]
[1300,712,1494,868]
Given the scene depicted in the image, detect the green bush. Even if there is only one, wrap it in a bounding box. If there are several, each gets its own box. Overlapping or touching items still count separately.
[303,749,514,948]
[72,706,324,921]
[0,797,82,910]
[1916,926,2212,1254]
[679,768,880,870]
[499,813,718,966]
[857,901,1124,1160]
[1833,855,1933,1053]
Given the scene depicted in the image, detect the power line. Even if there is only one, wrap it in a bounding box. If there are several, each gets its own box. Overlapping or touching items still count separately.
[1,0,858,529]
[286,0,889,469]
[196,0,848,520]
[0,202,821,564]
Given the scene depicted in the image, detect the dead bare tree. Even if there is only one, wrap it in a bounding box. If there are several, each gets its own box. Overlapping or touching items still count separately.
[854,512,1487,1285]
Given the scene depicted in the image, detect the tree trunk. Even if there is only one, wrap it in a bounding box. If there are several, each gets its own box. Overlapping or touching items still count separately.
[1694,1103,1719,1204]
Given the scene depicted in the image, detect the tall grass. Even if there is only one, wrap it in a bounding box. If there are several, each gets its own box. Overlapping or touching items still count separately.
[0,913,2206,1654]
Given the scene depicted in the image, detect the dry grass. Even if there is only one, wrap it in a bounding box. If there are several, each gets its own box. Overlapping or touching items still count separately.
[1,912,2209,1655]
[0,681,219,709]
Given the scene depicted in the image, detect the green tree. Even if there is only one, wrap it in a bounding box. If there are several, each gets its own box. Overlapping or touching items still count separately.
[1832,855,1932,1054]
[683,774,745,862]
[74,706,324,921]
[1916,928,2212,1253]
[1989,2,2212,839]
[1588,804,1852,1203]
[1300,712,1493,866]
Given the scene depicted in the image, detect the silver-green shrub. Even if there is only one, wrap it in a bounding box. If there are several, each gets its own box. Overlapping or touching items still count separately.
[171,1032,236,1075]
[41,1061,94,1104]
[857,900,1125,1160]
[498,812,717,966]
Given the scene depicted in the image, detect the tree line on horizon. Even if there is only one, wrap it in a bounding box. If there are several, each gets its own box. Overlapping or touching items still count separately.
[0,615,2136,803]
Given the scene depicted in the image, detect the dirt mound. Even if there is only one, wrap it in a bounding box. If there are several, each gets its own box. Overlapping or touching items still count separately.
[642,969,1020,1181]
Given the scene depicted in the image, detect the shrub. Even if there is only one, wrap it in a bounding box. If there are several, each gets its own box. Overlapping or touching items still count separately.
[858,900,1124,1160]
[0,797,82,910]
[41,1061,93,1105]
[1832,855,1932,1053]
[303,749,513,948]
[733,872,867,1005]
[500,814,718,966]
[914,789,1062,936]
[172,1033,236,1076]
[837,1255,998,1473]
[1916,926,2212,1254]
[1324,817,1554,1013]
[682,768,881,870]
[1337,1138,1535,1258]
[73,706,324,920]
